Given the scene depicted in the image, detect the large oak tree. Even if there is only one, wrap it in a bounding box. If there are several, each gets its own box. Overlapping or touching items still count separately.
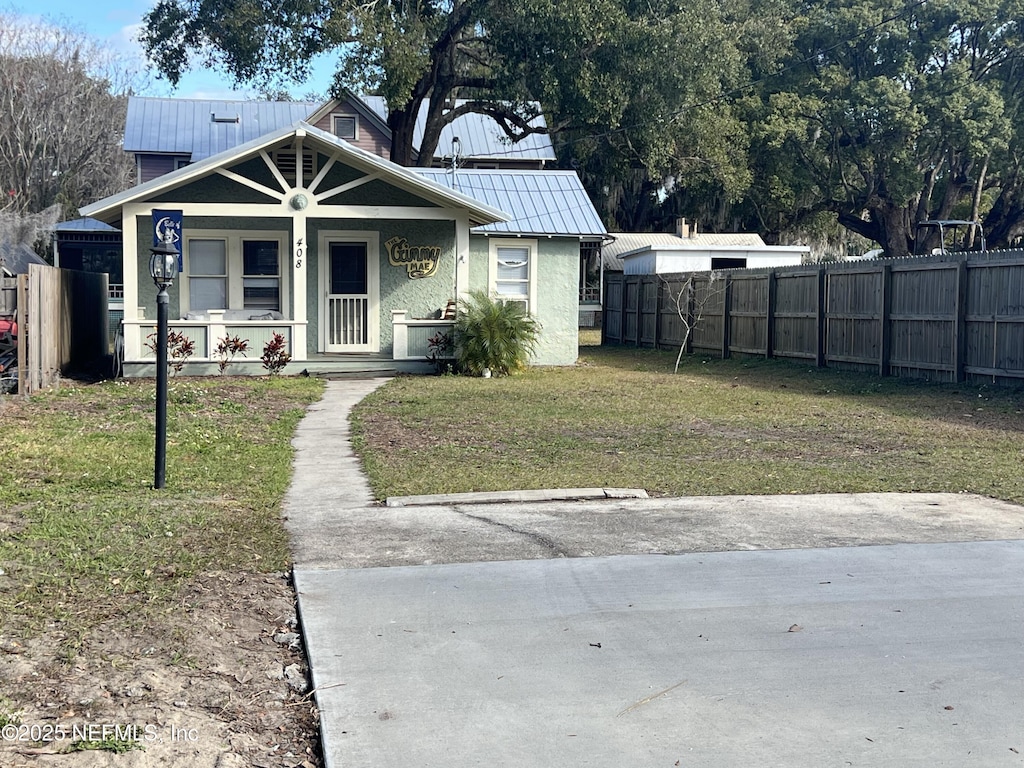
[140,0,747,179]
[732,0,1024,254]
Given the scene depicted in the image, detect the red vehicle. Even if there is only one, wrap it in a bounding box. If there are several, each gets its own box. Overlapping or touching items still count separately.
[0,314,17,393]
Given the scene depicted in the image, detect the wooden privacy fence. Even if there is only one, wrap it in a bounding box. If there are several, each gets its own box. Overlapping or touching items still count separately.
[604,250,1024,386]
[14,264,109,395]
[1,276,16,314]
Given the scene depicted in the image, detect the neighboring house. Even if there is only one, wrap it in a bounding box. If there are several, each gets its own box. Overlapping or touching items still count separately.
[53,218,126,345]
[607,219,808,275]
[308,95,556,170]
[1,242,47,316]
[81,122,603,376]
[124,92,555,183]
[0,242,48,276]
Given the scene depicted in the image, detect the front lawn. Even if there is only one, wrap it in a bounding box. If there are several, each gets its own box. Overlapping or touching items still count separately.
[351,346,1024,503]
[0,377,323,641]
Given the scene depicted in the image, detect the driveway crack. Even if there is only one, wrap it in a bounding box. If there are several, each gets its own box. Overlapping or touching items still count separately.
[453,507,568,557]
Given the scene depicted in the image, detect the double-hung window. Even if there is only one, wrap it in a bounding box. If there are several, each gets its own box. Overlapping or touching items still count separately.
[490,239,538,314]
[188,239,227,311]
[183,231,287,316]
[242,241,280,312]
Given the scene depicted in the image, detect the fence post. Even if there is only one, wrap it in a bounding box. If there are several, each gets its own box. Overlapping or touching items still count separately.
[721,274,732,359]
[686,276,696,354]
[16,275,28,395]
[765,270,776,359]
[816,266,826,368]
[879,264,892,376]
[654,278,663,349]
[630,280,638,346]
[953,260,967,382]
[618,277,627,345]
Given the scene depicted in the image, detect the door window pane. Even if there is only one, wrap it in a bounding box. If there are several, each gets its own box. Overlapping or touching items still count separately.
[330,243,368,295]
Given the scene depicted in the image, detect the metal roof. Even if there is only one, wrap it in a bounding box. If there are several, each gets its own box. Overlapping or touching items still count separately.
[312,95,555,161]
[124,97,317,161]
[127,95,555,164]
[54,217,119,232]
[298,94,554,162]
[0,242,48,275]
[417,101,555,162]
[414,169,606,237]
[603,232,767,271]
[83,123,510,229]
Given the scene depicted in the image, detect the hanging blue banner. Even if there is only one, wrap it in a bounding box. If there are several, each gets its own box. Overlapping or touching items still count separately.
[152,209,183,271]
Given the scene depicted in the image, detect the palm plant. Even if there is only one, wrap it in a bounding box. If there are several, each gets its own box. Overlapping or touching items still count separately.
[453,290,540,376]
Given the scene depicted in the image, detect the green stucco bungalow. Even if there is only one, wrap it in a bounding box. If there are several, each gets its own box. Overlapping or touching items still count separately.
[81,123,606,375]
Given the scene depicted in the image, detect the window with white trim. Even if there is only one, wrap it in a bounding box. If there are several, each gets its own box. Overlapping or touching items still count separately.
[183,231,288,317]
[489,238,538,314]
[332,114,358,140]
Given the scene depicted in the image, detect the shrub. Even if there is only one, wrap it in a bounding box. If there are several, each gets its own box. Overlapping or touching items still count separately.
[214,334,249,374]
[145,330,195,375]
[426,330,454,375]
[261,332,291,375]
[453,290,540,376]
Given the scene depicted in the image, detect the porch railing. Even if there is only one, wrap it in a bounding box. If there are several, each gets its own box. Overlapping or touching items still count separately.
[392,310,454,361]
[125,314,304,363]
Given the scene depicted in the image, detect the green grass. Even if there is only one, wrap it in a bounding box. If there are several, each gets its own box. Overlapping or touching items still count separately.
[351,346,1024,503]
[0,377,323,646]
[67,738,144,754]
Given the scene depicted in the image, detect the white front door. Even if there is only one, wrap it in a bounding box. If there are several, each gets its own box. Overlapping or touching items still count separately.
[319,231,380,353]
[325,242,372,351]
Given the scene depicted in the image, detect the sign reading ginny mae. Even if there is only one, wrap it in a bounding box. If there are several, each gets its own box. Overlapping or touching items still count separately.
[385,236,441,279]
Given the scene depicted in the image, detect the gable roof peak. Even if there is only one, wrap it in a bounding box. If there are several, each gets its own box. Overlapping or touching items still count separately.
[84,121,509,227]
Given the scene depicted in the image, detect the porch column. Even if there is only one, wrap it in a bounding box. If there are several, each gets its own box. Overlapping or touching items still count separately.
[455,213,470,302]
[291,212,308,361]
[122,208,143,361]
[392,310,409,359]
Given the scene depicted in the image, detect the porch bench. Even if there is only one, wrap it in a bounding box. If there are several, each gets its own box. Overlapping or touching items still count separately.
[184,310,284,321]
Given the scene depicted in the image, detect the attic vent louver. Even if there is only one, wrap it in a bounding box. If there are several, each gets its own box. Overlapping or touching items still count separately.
[274,150,315,179]
[212,112,240,124]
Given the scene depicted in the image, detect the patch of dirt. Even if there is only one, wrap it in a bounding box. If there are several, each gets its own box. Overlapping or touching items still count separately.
[0,571,322,768]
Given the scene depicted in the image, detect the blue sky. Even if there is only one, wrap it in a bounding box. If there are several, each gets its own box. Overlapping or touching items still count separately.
[17,0,336,99]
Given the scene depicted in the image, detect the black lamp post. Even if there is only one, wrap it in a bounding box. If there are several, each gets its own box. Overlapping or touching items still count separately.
[149,231,178,489]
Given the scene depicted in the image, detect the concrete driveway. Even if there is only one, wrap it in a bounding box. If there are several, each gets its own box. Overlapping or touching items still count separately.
[284,380,1024,768]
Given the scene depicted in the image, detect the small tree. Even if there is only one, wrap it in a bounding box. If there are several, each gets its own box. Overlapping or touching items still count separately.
[213,334,249,374]
[453,290,540,376]
[261,333,291,375]
[663,272,724,374]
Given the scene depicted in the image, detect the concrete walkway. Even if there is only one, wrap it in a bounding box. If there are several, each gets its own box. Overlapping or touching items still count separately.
[283,377,386,568]
[283,380,1024,768]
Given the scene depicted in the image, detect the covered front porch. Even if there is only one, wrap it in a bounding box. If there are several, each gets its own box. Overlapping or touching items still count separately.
[81,121,508,378]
